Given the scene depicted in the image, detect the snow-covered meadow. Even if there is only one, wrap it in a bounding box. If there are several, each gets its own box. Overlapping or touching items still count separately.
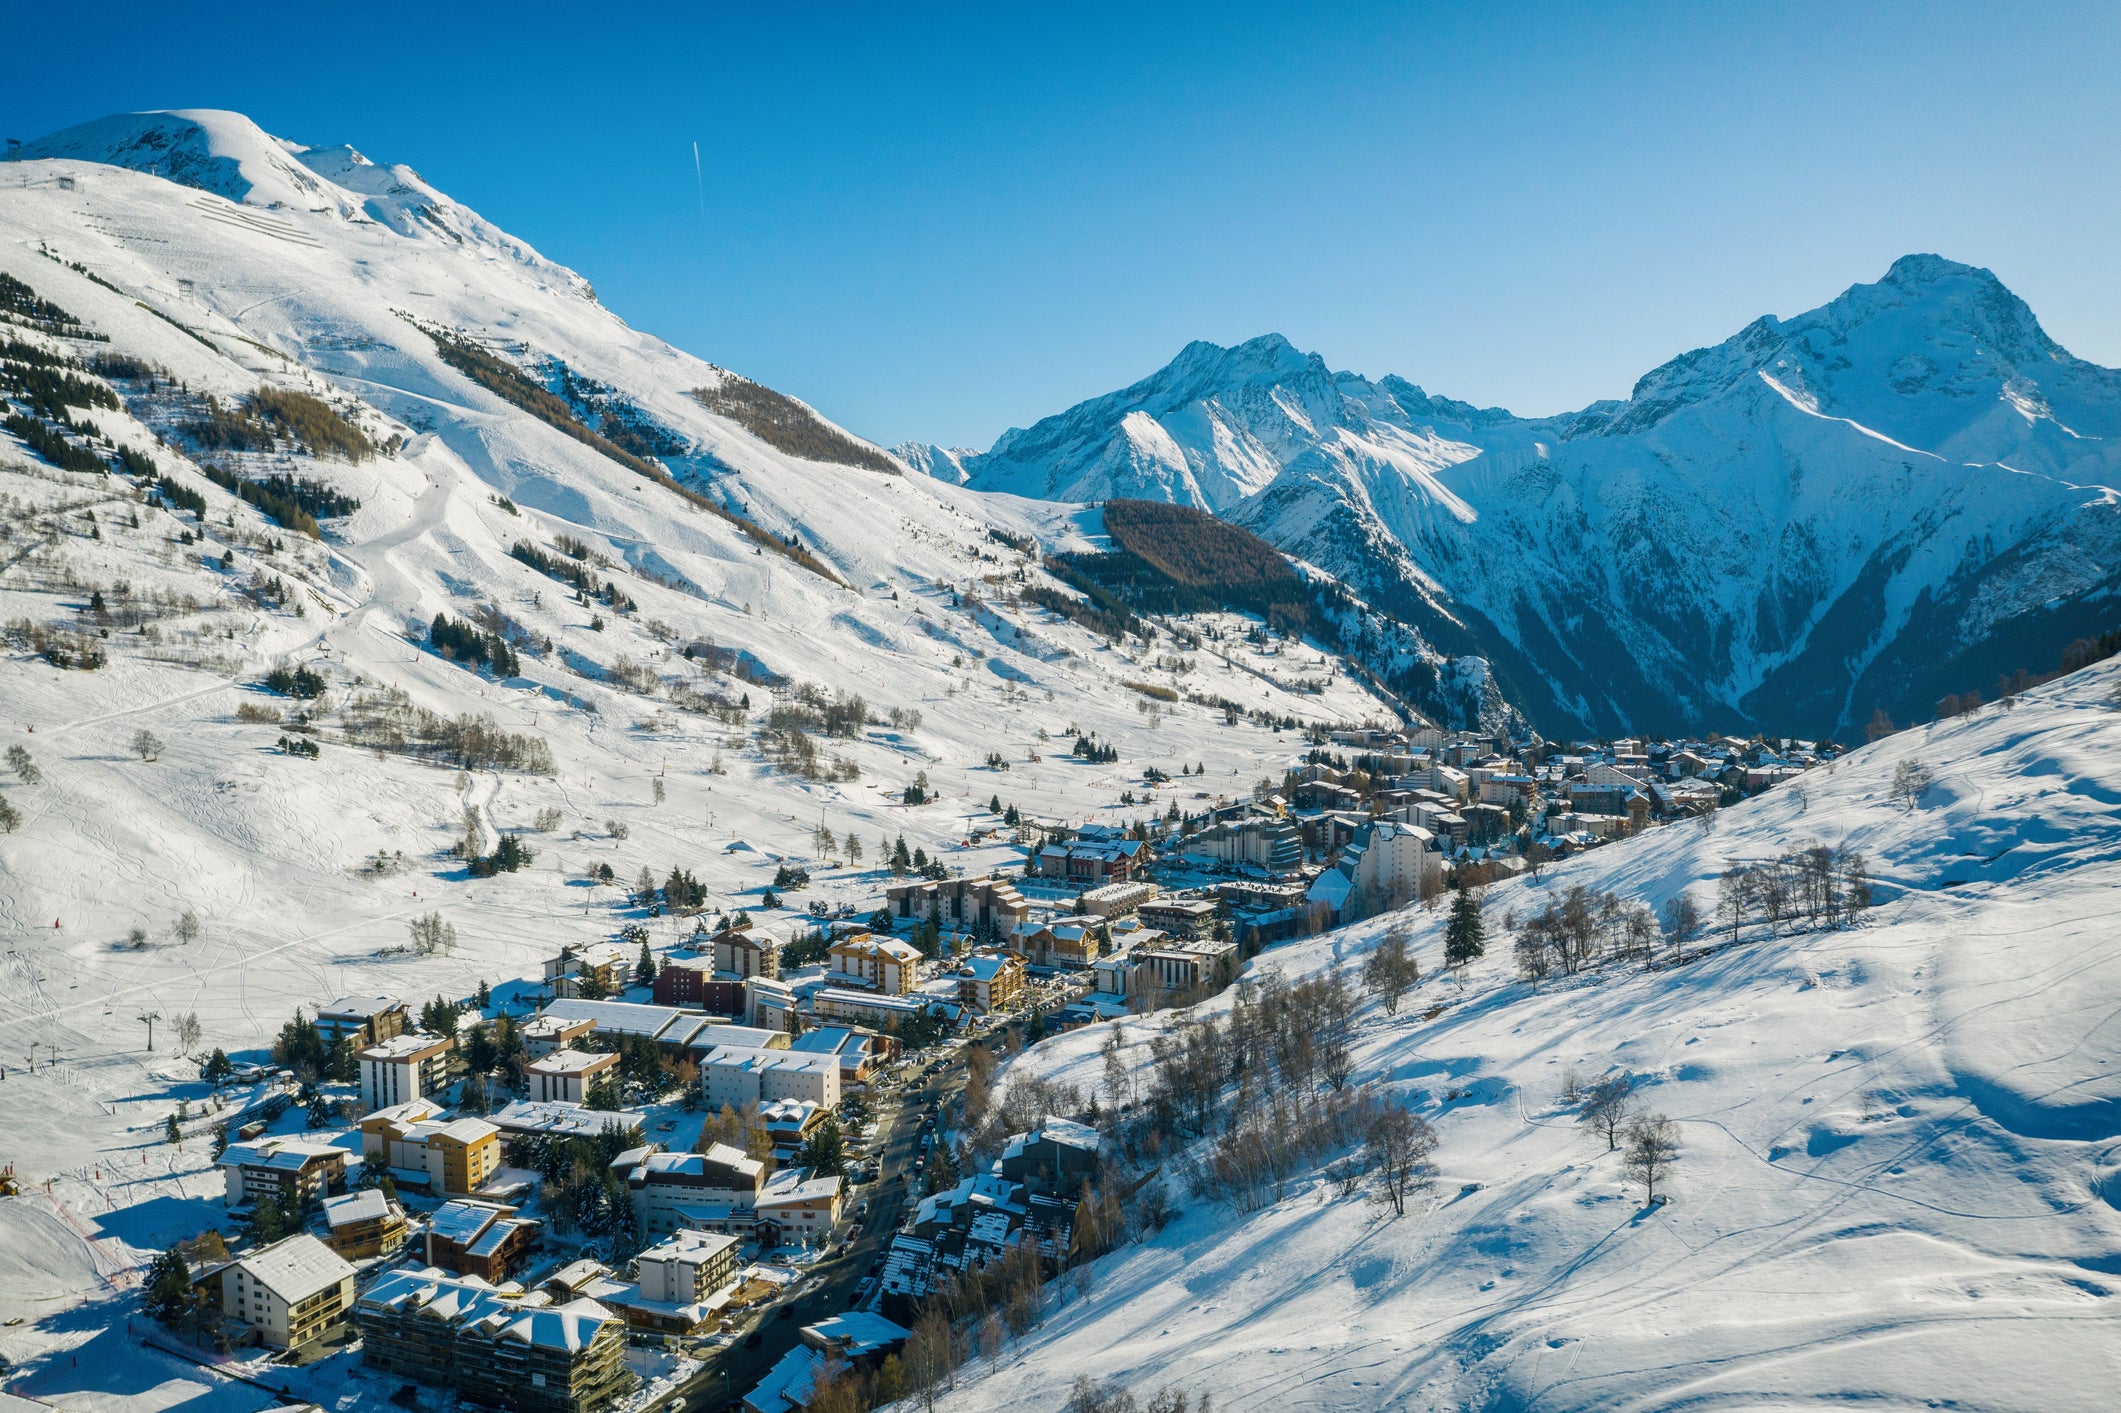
[959,661,2121,1411]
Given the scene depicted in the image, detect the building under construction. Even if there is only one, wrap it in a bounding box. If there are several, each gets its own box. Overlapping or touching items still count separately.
[355,1266,634,1413]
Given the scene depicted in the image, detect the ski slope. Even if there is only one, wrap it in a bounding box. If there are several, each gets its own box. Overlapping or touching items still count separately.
[958,660,2121,1411]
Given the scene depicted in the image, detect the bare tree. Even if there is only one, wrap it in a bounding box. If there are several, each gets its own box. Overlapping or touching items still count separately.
[175,1012,203,1053]
[131,729,164,762]
[1315,967,1358,1092]
[1577,1073,1635,1151]
[1890,759,1933,811]
[651,777,665,805]
[1363,922,1420,1015]
[1660,894,1703,954]
[6,744,40,783]
[907,1304,957,1408]
[1365,1102,1439,1217]
[408,911,457,955]
[1101,1025,1132,1108]
[1623,1112,1681,1205]
[174,909,201,945]
[979,1310,1005,1371]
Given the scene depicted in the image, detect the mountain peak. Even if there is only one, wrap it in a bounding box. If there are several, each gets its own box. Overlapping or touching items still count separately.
[19,109,324,208]
[1879,251,1998,289]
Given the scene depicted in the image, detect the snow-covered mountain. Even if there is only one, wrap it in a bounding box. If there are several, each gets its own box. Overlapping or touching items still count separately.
[930,262,2121,740]
[956,654,2121,1412]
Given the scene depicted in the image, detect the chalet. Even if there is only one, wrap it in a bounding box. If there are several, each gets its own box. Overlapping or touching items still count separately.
[219,1234,358,1350]
[356,1267,634,1413]
[544,941,633,999]
[314,996,409,1049]
[426,1199,541,1282]
[712,924,782,980]
[995,1118,1102,1194]
[1034,837,1148,884]
[744,1313,911,1413]
[1008,915,1103,969]
[759,1097,827,1159]
[356,1032,454,1113]
[319,1188,409,1261]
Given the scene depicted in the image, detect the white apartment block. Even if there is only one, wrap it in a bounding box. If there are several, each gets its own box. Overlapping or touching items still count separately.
[700,1046,840,1112]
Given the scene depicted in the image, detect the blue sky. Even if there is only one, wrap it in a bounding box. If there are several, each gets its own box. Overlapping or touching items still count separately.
[7,2,2118,448]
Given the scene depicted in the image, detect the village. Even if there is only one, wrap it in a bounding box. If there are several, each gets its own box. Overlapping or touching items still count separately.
[86,711,1841,1413]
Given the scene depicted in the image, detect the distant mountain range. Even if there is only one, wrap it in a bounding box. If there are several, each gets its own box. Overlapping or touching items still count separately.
[902,258,2121,739]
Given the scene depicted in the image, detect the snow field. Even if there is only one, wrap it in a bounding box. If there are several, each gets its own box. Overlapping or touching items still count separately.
[951,660,2121,1410]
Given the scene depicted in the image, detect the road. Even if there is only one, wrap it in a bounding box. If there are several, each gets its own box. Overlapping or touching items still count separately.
[650,1047,968,1413]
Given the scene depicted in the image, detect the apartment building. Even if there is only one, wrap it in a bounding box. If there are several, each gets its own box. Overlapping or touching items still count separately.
[357,1268,634,1413]
[219,1234,357,1350]
[218,1136,348,1214]
[356,1032,454,1113]
[526,1048,621,1105]
[700,1046,841,1112]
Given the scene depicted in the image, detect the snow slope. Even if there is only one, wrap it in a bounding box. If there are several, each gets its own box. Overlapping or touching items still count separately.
[928,260,2121,740]
[0,108,1403,1396]
[958,659,2121,1411]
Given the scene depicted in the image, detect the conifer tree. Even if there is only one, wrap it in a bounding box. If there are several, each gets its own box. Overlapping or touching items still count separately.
[1444,889,1486,970]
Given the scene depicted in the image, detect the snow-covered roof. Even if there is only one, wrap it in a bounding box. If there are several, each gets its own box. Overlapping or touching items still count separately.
[234,1234,354,1304]
[757,1169,840,1208]
[358,1031,451,1061]
[428,1200,510,1246]
[320,1188,393,1228]
[801,1311,910,1356]
[701,1046,838,1078]
[1001,1117,1102,1159]
[360,1267,616,1350]
[746,1345,821,1413]
[527,1047,620,1076]
[956,953,1019,982]
[489,1098,647,1139]
[221,1136,346,1172]
[318,996,403,1019]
